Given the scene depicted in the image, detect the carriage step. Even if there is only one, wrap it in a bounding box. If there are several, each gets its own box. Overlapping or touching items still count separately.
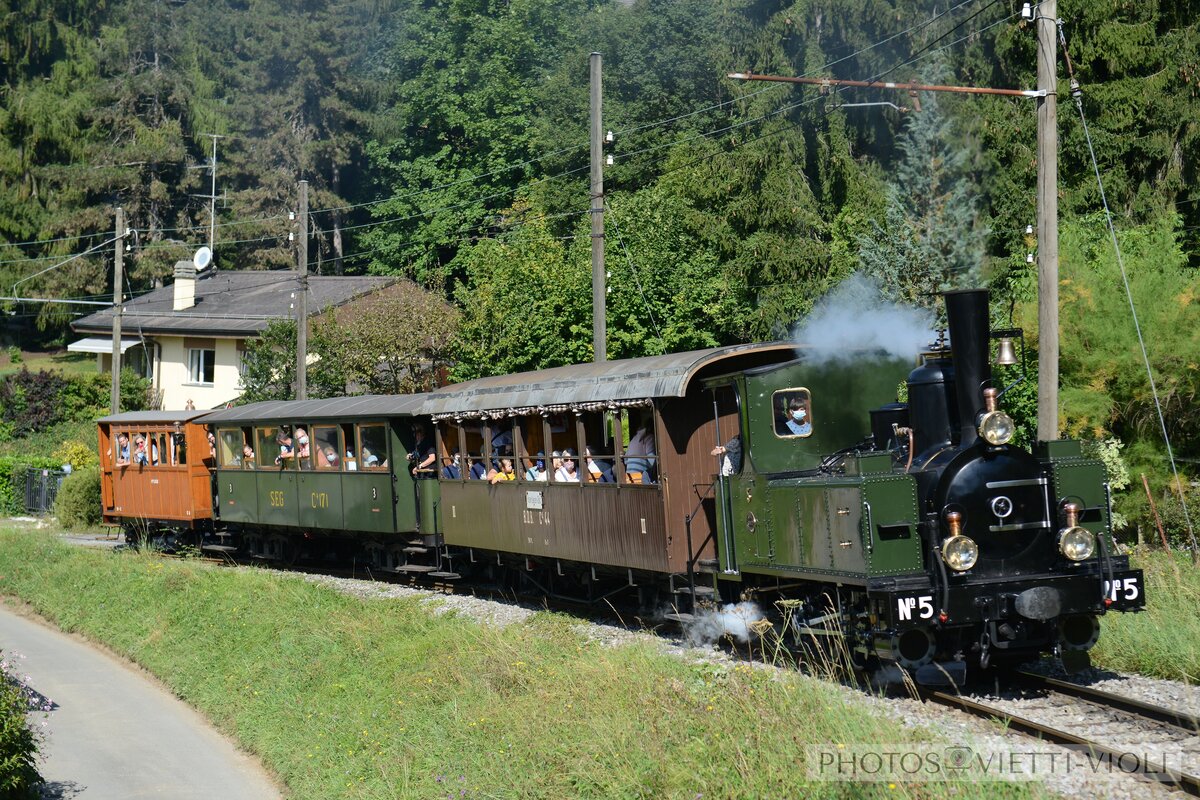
[392,564,438,573]
[696,559,720,574]
[664,612,695,624]
[674,584,715,598]
[201,544,238,554]
[403,546,430,554]
[428,571,461,580]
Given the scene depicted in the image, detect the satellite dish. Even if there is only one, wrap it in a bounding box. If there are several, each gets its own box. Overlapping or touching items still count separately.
[193,246,213,271]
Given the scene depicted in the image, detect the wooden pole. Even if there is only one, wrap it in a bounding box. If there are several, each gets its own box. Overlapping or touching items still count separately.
[296,180,308,400]
[110,207,124,415]
[1036,0,1060,443]
[590,52,606,363]
[1142,473,1170,550]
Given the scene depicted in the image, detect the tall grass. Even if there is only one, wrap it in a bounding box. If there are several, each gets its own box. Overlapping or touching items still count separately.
[0,525,1040,799]
[1092,549,1200,682]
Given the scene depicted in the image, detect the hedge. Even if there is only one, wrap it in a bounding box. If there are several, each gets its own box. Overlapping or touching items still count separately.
[0,457,61,516]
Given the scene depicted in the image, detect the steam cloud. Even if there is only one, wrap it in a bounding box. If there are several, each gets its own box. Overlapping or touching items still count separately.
[792,273,935,365]
[683,601,768,647]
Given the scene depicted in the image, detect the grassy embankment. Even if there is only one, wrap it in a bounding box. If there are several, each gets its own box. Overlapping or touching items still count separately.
[0,524,1041,800]
[1091,548,1200,682]
[0,350,94,379]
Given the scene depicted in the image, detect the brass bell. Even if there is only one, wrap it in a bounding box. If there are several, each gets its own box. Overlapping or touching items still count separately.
[995,337,1018,366]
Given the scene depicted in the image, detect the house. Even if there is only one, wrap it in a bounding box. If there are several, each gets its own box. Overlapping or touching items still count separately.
[70,265,399,410]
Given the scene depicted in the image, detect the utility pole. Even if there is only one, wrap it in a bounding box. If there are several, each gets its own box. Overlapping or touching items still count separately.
[110,207,124,415]
[589,52,606,363]
[296,180,308,400]
[1035,0,1059,443]
[206,134,221,268]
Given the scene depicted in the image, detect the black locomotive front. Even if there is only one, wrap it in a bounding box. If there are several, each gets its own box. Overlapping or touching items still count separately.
[876,290,1144,677]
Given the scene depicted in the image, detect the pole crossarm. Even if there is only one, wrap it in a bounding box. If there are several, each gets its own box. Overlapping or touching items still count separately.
[727,72,1042,98]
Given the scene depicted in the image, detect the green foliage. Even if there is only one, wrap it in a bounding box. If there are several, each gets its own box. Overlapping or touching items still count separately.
[0,369,148,440]
[54,467,102,530]
[52,440,98,470]
[5,347,20,365]
[0,656,42,800]
[310,284,460,396]
[238,319,296,404]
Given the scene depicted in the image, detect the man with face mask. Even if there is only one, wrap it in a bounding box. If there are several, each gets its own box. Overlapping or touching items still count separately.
[786,398,812,436]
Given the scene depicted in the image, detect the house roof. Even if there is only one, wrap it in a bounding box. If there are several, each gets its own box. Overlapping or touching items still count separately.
[71,271,399,338]
[420,342,799,417]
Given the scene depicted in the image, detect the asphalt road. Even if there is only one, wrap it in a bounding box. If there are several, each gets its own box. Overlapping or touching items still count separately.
[0,603,282,800]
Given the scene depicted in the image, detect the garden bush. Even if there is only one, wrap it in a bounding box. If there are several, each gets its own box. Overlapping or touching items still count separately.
[0,457,60,516]
[0,655,41,799]
[54,467,102,530]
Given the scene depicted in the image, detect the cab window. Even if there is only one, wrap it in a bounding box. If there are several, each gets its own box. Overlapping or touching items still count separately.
[772,388,813,438]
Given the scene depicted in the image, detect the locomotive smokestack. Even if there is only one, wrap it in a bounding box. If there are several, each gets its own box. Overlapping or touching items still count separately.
[944,289,991,448]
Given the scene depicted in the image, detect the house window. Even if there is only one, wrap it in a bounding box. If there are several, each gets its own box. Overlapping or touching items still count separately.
[188,348,215,384]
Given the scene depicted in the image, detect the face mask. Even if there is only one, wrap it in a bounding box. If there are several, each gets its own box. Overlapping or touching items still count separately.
[792,410,806,422]
[536,460,544,469]
[298,435,309,445]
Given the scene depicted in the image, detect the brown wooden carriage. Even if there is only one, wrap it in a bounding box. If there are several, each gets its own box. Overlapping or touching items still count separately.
[420,343,797,583]
[98,410,216,537]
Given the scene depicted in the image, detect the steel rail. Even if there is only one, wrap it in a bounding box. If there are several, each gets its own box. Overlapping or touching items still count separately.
[1014,670,1200,733]
[921,688,1200,796]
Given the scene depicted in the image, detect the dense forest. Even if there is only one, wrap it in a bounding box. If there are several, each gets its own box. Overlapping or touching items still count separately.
[1,0,1197,531]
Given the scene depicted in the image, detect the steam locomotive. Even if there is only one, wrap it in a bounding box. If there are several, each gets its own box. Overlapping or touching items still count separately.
[97,288,1144,684]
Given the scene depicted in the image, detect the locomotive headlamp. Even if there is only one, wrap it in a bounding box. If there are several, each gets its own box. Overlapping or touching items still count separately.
[941,511,979,571]
[1058,503,1096,561]
[978,387,1015,446]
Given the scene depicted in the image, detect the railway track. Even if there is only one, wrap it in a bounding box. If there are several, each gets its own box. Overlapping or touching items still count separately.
[921,671,1200,796]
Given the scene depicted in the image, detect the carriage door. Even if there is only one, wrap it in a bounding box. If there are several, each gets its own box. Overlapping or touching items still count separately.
[710,386,742,574]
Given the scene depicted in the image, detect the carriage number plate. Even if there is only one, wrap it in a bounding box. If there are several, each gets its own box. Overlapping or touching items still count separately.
[896,595,934,621]
[1104,576,1141,604]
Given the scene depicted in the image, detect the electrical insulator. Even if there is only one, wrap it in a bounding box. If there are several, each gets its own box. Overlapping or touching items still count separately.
[1026,253,1035,264]
[605,130,613,143]
[288,232,295,241]
[1025,223,1034,235]
[1021,3,1033,20]
[289,211,295,221]
[606,154,613,166]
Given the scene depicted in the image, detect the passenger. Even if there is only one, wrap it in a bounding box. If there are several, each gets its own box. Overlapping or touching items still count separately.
[321,446,340,468]
[549,450,564,476]
[488,457,517,484]
[114,432,131,466]
[467,455,488,481]
[241,443,256,469]
[409,425,436,476]
[442,452,462,479]
[274,432,294,466]
[133,435,150,466]
[362,446,380,468]
[785,398,812,436]
[524,452,548,482]
[294,427,312,468]
[490,427,514,457]
[584,446,615,483]
[206,429,217,460]
[711,434,743,476]
[554,449,581,483]
[624,416,657,483]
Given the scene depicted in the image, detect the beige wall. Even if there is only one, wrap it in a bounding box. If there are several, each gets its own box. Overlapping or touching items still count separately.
[156,335,244,410]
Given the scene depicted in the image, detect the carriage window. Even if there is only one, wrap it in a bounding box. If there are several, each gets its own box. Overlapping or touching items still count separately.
[579,411,615,484]
[173,431,187,465]
[772,388,813,438]
[312,425,342,471]
[292,423,312,469]
[218,429,243,468]
[358,424,388,471]
[256,426,296,469]
[437,421,463,480]
[620,410,658,484]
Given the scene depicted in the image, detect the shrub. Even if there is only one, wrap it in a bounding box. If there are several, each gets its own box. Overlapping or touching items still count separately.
[5,345,20,365]
[54,467,102,530]
[0,369,66,436]
[0,655,41,799]
[51,440,98,471]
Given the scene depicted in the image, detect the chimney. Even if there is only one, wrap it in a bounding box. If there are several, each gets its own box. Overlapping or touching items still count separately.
[944,288,992,449]
[173,261,196,311]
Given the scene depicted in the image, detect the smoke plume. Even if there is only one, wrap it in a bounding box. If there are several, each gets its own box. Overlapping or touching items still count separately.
[683,601,767,647]
[792,273,935,365]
